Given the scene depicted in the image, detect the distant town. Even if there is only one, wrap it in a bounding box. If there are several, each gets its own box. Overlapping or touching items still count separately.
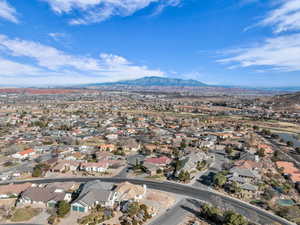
[0,86,298,225]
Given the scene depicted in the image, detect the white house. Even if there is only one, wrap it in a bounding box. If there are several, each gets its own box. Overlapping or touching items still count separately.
[12,149,36,160]
[80,161,109,173]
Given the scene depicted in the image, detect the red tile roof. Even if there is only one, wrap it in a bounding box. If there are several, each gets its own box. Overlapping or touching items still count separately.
[19,148,35,155]
[145,156,171,165]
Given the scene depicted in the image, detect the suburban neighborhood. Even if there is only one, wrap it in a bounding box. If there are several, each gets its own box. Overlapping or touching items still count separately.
[0,89,298,225]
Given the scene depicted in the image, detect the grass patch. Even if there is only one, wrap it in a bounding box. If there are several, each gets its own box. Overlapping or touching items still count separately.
[11,207,41,222]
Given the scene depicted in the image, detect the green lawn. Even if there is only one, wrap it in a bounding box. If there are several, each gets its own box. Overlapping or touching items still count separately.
[11,207,41,222]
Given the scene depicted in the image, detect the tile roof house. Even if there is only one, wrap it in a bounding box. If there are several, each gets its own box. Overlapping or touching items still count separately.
[276,161,300,183]
[99,143,116,152]
[71,180,117,213]
[12,148,36,159]
[258,144,274,154]
[234,160,261,170]
[276,161,299,174]
[290,173,300,183]
[18,186,71,207]
[144,156,171,166]
[143,144,157,153]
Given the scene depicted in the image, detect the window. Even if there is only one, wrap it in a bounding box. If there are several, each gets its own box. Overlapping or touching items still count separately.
[48,202,55,208]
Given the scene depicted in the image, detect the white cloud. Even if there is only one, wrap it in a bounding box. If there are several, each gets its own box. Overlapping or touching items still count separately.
[219,34,300,72]
[150,0,180,16]
[219,0,300,72]
[0,0,18,23]
[0,34,102,71]
[100,53,130,66]
[42,0,181,25]
[0,58,42,76]
[0,34,164,85]
[261,0,300,33]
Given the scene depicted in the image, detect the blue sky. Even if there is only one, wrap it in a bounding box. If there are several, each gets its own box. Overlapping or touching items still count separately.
[0,0,300,87]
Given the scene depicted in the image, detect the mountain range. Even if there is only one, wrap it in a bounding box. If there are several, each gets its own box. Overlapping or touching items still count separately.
[83,76,207,87]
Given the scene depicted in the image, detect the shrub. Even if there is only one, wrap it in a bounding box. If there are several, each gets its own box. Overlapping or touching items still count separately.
[56,201,70,218]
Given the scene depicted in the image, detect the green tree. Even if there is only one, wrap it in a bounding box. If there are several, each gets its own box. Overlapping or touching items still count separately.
[261,129,271,136]
[127,202,140,217]
[201,204,222,223]
[32,163,49,177]
[178,170,191,182]
[213,173,227,187]
[224,210,248,225]
[230,181,241,193]
[57,200,70,217]
[32,166,43,177]
[225,146,234,155]
[180,140,187,149]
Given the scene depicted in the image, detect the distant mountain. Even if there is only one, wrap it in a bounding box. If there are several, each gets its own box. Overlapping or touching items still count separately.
[271,92,300,109]
[84,76,208,87]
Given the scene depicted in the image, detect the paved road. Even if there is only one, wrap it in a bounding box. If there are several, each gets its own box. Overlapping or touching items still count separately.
[261,134,300,166]
[1,177,294,225]
[148,198,203,225]
[114,166,129,178]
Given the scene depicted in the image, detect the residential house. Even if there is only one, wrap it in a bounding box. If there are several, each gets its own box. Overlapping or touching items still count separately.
[143,144,157,153]
[239,152,259,162]
[228,167,261,194]
[258,144,274,155]
[0,183,32,199]
[234,160,261,170]
[229,167,261,183]
[12,148,36,160]
[178,152,208,173]
[276,161,300,184]
[99,143,116,152]
[18,186,71,207]
[80,161,109,173]
[115,182,147,202]
[122,139,140,152]
[50,160,79,173]
[71,181,117,213]
[144,156,172,167]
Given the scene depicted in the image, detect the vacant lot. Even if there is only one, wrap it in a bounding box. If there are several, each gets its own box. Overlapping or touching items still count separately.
[11,207,41,222]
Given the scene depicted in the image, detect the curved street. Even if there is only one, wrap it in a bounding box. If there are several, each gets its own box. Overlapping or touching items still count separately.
[0,177,295,225]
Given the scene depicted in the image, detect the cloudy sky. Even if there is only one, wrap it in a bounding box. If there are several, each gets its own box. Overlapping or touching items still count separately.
[0,0,300,86]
